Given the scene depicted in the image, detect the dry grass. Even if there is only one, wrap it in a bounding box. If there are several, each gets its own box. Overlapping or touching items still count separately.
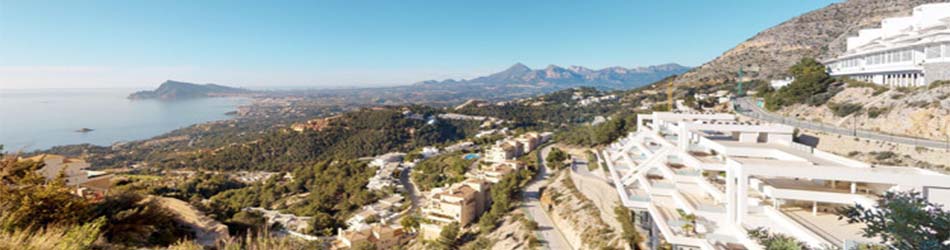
[0,217,103,250]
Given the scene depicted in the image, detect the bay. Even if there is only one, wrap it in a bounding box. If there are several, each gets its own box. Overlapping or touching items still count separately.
[0,88,249,152]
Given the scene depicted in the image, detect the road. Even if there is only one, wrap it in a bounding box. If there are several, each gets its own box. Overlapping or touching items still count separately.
[399,165,421,211]
[735,97,950,150]
[521,145,575,250]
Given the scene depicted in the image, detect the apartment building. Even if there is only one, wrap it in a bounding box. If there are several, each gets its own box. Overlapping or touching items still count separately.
[824,3,950,87]
[485,132,550,163]
[467,161,523,184]
[603,111,950,250]
[419,178,491,240]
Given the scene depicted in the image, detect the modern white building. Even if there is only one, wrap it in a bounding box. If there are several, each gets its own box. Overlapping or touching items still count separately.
[602,111,950,250]
[823,3,950,87]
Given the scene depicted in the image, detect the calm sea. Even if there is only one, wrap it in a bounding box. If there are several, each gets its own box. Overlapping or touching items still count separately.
[0,88,249,152]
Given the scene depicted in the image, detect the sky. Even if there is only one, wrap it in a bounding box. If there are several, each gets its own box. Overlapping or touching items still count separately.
[0,0,839,89]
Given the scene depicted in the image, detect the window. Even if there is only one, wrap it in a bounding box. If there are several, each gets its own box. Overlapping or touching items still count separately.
[926,45,941,59]
[944,43,949,58]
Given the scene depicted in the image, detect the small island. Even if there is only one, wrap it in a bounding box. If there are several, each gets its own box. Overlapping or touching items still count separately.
[75,128,94,133]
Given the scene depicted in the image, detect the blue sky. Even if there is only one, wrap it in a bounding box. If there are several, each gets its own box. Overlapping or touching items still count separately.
[0,0,838,89]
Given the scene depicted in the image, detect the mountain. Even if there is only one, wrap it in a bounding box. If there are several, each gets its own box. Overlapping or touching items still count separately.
[419,63,690,90]
[129,80,250,100]
[675,0,946,84]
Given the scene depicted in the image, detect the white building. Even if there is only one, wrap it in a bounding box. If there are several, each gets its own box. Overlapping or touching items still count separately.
[603,111,950,250]
[768,77,794,90]
[824,3,950,87]
[421,146,441,159]
[370,152,405,168]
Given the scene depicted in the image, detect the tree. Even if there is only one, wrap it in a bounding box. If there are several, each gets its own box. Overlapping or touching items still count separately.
[747,227,807,250]
[0,155,89,231]
[838,191,949,250]
[227,210,267,236]
[400,215,420,232]
[545,148,568,169]
[615,204,643,248]
[435,222,459,250]
[764,58,836,110]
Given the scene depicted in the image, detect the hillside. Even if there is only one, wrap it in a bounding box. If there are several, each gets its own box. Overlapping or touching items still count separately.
[675,0,947,84]
[129,80,250,100]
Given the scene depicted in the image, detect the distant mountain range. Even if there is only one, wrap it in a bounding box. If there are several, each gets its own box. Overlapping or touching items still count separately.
[675,0,945,84]
[129,80,250,100]
[130,63,688,105]
[417,63,690,90]
[295,62,690,106]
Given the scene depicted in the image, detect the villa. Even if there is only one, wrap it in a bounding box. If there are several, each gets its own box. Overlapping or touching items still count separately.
[23,154,112,198]
[602,111,950,250]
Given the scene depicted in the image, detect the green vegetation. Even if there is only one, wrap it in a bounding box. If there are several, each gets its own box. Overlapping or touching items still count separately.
[545,147,569,170]
[0,214,104,250]
[764,58,837,111]
[0,152,194,248]
[747,228,808,250]
[928,80,950,89]
[92,192,194,246]
[479,156,536,235]
[207,160,379,236]
[413,152,473,191]
[828,102,863,117]
[434,222,460,250]
[586,150,599,171]
[557,113,638,147]
[615,204,643,248]
[676,209,698,237]
[838,191,949,250]
[843,78,888,96]
[866,107,889,118]
[158,109,470,171]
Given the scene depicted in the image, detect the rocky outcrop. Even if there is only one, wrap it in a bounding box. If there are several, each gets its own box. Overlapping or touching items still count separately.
[540,170,623,249]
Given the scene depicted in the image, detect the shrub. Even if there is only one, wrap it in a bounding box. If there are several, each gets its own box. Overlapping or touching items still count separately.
[828,102,863,117]
[866,107,889,118]
[928,80,950,89]
[844,78,888,96]
[874,151,897,161]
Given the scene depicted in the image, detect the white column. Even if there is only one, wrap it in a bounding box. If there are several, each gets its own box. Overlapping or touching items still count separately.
[831,180,836,189]
[726,166,736,223]
[679,125,689,150]
[851,182,857,194]
[737,172,748,223]
[812,201,818,216]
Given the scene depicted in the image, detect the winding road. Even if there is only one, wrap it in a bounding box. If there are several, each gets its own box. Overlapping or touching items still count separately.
[521,145,575,250]
[735,97,950,150]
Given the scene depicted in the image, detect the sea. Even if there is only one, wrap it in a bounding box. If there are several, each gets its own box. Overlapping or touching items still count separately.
[0,88,250,152]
